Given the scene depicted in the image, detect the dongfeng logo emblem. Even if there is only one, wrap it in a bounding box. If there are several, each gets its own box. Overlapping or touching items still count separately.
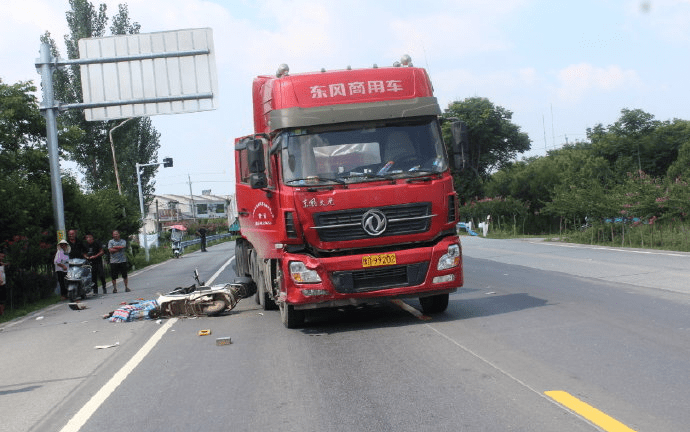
[362,209,387,236]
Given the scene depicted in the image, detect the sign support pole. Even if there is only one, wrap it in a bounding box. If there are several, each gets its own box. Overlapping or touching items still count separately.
[36,42,66,241]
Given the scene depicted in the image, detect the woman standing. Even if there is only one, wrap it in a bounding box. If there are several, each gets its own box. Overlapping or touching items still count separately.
[54,240,70,300]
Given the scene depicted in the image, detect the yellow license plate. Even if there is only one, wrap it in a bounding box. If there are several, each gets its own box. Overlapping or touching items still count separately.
[362,253,396,268]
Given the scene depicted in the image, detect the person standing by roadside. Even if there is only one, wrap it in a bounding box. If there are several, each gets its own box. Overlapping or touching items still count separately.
[107,230,130,293]
[67,229,84,260]
[54,240,70,300]
[196,226,207,252]
[0,251,7,315]
[83,233,107,294]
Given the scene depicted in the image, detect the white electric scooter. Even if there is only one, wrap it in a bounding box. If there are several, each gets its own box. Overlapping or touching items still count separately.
[171,228,183,258]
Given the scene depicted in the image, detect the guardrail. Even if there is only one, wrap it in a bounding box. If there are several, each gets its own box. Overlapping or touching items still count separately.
[177,232,236,250]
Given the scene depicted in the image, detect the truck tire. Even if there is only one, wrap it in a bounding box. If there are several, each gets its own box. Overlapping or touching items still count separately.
[235,239,251,277]
[280,302,305,328]
[67,283,78,302]
[419,293,449,314]
[257,269,278,311]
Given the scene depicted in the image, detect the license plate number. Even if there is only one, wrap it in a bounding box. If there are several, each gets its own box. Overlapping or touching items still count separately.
[362,253,396,268]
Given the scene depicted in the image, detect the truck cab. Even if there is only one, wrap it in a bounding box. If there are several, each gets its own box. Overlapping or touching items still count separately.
[234,56,464,327]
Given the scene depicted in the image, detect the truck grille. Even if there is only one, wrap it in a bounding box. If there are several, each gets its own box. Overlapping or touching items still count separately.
[313,203,432,242]
[330,262,429,293]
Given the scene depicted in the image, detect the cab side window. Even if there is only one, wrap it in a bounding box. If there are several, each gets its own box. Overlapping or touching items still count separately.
[237,147,250,184]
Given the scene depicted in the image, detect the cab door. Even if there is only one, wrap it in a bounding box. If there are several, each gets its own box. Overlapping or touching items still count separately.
[235,136,281,258]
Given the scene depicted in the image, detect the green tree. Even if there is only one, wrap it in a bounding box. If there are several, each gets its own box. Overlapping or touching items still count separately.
[0,80,45,152]
[663,120,690,181]
[443,97,531,201]
[587,109,683,179]
[1,80,53,241]
[486,155,561,215]
[667,140,690,181]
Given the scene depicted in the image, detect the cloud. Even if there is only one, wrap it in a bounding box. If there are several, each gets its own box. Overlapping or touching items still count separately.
[555,63,641,103]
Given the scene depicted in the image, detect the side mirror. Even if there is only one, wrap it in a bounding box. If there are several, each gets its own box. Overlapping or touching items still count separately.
[247,138,268,189]
[449,121,469,171]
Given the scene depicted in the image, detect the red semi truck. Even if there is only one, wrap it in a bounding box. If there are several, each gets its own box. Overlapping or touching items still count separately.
[234,55,466,328]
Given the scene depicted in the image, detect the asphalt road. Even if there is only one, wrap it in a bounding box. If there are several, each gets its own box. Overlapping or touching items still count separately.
[1,237,689,431]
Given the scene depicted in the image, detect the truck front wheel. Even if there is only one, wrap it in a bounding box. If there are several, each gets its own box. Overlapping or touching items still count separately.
[280,302,305,328]
[419,293,449,314]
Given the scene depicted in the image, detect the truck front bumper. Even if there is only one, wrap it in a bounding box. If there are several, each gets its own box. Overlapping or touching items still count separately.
[280,235,463,309]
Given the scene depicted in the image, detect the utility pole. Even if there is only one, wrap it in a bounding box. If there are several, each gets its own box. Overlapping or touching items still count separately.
[188,174,197,221]
[155,199,160,233]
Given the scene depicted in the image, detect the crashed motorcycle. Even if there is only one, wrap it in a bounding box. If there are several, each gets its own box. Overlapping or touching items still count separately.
[66,258,95,301]
[157,269,256,317]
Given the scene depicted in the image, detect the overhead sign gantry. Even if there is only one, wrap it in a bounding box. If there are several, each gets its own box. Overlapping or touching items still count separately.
[36,28,218,241]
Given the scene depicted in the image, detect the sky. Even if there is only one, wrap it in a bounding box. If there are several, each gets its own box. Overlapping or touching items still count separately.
[2,0,690,196]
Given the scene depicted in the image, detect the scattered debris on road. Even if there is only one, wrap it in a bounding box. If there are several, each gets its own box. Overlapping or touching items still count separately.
[216,337,232,346]
[94,342,119,349]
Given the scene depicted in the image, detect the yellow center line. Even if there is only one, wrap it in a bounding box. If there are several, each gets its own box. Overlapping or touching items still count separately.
[545,391,637,432]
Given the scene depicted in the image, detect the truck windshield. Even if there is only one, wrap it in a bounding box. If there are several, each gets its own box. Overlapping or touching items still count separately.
[280,118,447,185]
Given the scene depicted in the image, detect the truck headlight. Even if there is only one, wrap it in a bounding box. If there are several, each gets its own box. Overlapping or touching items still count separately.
[289,261,322,283]
[437,244,460,271]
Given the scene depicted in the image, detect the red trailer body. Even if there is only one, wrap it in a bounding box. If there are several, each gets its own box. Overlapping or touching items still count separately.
[234,57,464,327]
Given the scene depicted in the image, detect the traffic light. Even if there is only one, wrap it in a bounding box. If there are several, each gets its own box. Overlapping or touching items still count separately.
[163,157,173,168]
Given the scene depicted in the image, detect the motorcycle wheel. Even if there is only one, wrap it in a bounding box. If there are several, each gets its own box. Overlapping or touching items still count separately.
[67,283,78,302]
[201,299,228,316]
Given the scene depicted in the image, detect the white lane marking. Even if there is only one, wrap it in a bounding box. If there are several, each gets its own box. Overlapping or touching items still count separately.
[530,241,689,257]
[207,256,234,285]
[59,318,178,432]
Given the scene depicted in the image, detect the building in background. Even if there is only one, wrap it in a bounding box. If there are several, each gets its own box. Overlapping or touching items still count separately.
[143,191,235,234]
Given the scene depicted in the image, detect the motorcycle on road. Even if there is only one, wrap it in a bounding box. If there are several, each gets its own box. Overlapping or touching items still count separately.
[171,228,184,258]
[65,258,95,301]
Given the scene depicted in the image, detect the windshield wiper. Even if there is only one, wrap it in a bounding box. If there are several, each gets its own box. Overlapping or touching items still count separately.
[407,169,438,175]
[285,176,345,185]
[343,172,395,181]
